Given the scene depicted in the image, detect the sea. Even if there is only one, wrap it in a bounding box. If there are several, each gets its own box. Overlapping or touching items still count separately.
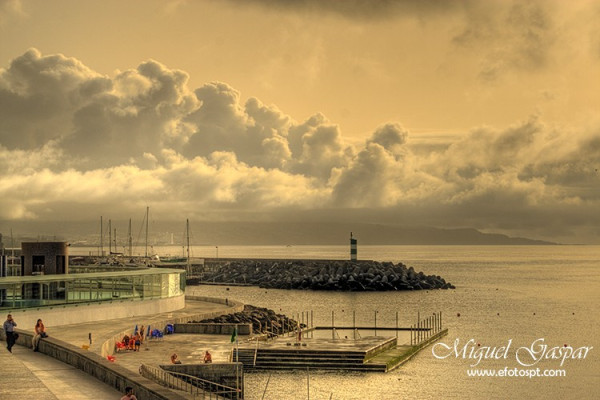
[77,244,600,399]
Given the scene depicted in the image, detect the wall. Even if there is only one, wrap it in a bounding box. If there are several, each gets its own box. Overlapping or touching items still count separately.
[174,322,252,335]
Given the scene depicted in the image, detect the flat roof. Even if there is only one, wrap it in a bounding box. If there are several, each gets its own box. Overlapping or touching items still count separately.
[0,268,184,285]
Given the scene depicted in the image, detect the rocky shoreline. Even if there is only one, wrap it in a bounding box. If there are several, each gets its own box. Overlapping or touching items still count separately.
[191,305,305,335]
[199,259,455,291]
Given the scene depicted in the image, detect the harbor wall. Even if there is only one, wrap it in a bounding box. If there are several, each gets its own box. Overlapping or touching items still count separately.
[175,322,252,335]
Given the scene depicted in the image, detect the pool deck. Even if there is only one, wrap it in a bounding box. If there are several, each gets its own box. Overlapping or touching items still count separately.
[1,289,448,398]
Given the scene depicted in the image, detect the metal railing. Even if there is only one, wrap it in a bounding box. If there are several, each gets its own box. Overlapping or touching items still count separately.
[139,364,241,400]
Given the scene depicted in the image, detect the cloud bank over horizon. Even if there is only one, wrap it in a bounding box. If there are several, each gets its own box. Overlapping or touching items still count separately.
[0,49,599,243]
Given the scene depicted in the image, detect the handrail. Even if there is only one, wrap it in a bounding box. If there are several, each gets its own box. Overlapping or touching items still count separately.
[139,364,241,399]
[253,338,259,366]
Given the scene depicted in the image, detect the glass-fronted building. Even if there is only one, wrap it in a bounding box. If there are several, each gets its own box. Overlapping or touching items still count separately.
[0,268,185,310]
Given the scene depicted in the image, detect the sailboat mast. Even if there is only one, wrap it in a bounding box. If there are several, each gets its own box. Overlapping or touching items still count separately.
[100,216,103,257]
[186,219,191,273]
[145,206,149,258]
[128,219,132,257]
[108,219,112,255]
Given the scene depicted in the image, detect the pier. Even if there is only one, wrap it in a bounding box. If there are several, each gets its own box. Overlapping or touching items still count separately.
[232,311,447,372]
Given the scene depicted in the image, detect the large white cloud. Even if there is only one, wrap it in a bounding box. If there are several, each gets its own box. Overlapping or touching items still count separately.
[0,49,599,242]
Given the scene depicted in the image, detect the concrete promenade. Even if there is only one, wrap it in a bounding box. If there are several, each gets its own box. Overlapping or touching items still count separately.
[1,291,240,399]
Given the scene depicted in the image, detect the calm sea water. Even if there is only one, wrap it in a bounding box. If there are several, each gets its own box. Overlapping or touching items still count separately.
[73,244,600,399]
[182,245,599,400]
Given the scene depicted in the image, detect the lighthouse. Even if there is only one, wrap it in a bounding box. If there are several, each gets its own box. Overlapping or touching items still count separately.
[350,232,357,261]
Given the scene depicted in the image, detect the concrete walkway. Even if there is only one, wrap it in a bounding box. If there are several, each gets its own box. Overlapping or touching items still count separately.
[1,344,121,399]
[1,294,239,399]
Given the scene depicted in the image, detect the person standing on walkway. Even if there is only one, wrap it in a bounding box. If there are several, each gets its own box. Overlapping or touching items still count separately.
[120,386,137,400]
[32,318,47,352]
[3,313,17,353]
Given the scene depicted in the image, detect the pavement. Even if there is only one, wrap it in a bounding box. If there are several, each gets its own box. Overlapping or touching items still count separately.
[0,289,239,399]
[0,344,122,399]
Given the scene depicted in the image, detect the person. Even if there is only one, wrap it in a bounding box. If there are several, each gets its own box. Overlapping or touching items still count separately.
[171,353,182,364]
[203,350,212,363]
[139,325,145,344]
[32,318,47,352]
[3,314,17,353]
[133,332,141,351]
[120,386,137,400]
[122,334,130,347]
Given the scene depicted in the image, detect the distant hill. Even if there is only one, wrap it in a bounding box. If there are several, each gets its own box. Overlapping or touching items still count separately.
[0,220,556,246]
[189,222,557,245]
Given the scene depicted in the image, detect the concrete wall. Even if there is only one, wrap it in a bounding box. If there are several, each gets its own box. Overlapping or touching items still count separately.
[174,322,252,335]
[0,328,188,400]
[4,294,185,330]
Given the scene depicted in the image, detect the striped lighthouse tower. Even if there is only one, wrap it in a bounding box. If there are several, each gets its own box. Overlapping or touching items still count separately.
[350,232,357,261]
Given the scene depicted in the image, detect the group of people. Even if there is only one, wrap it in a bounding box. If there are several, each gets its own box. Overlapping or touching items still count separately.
[120,332,141,351]
[3,314,48,353]
[118,324,147,352]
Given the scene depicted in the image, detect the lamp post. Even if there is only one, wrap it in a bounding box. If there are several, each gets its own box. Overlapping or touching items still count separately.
[215,246,219,259]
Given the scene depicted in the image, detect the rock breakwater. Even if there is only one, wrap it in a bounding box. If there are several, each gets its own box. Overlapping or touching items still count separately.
[192,305,305,335]
[201,259,455,291]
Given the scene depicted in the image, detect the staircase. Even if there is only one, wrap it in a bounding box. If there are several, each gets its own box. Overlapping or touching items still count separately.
[233,348,386,372]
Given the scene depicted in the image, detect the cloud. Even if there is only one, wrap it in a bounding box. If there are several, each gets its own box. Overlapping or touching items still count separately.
[0,49,599,242]
[453,1,556,80]
[222,0,466,20]
[0,0,24,24]
[0,48,105,149]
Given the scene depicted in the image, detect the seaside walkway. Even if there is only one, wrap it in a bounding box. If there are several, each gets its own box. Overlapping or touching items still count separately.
[1,292,239,399]
[0,344,122,399]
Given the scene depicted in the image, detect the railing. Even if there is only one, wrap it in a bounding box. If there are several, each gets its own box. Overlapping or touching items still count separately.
[0,268,185,310]
[139,364,241,400]
[410,311,443,345]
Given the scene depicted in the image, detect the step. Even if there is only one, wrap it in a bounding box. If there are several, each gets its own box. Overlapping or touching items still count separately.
[256,356,366,364]
[247,364,386,372]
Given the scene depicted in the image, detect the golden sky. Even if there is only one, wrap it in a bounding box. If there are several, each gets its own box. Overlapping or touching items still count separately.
[1,0,599,243]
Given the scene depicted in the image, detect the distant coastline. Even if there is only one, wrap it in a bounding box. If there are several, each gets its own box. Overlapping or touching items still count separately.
[1,220,557,247]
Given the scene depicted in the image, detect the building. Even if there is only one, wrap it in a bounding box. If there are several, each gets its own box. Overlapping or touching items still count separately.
[21,241,69,276]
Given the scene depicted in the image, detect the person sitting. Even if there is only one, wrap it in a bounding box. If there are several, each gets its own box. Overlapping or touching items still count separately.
[203,350,212,363]
[171,353,182,364]
[32,318,47,352]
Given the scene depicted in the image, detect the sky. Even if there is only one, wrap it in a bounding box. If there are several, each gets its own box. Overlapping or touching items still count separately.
[0,0,599,244]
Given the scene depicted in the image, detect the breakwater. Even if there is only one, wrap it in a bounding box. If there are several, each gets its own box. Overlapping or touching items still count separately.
[192,305,306,335]
[199,260,455,291]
